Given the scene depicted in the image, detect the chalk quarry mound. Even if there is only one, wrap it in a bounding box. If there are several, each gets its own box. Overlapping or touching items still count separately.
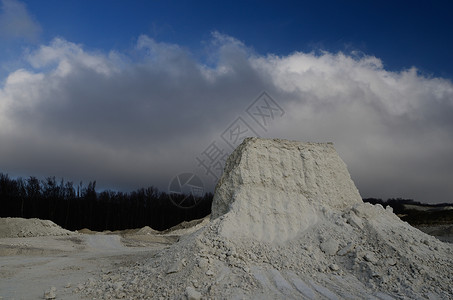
[212,138,362,242]
[0,217,74,238]
[78,137,453,299]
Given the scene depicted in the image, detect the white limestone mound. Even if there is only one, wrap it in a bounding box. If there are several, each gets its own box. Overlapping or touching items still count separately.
[0,217,74,238]
[212,137,362,242]
[77,137,453,300]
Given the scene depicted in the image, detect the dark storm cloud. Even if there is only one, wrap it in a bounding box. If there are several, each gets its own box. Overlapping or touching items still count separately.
[1,33,452,203]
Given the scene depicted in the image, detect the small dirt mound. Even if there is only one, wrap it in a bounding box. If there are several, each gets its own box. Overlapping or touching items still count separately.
[0,217,74,238]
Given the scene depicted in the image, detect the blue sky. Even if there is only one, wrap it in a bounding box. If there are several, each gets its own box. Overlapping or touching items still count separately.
[3,0,453,78]
[1,0,453,203]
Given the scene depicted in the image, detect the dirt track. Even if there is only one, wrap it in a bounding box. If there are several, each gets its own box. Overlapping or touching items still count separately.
[0,232,176,299]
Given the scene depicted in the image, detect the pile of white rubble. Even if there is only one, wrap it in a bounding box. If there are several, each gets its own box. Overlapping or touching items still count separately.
[0,217,73,238]
[78,137,453,299]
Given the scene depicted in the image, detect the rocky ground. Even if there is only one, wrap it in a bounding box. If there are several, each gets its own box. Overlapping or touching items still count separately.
[0,213,452,299]
[0,217,208,299]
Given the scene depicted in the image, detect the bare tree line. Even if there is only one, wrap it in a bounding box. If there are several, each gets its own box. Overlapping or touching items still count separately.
[0,173,213,231]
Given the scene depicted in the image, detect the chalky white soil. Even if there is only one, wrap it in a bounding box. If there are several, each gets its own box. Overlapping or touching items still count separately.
[1,138,452,299]
[0,217,73,239]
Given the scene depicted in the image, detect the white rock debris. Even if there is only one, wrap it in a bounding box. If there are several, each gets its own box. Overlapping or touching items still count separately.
[43,286,56,299]
[0,218,74,238]
[76,137,453,299]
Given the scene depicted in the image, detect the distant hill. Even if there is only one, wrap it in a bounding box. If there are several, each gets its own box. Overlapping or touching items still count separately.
[363,198,453,226]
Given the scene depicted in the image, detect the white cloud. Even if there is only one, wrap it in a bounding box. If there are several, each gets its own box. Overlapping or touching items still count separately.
[0,0,41,41]
[26,38,117,76]
[0,33,452,203]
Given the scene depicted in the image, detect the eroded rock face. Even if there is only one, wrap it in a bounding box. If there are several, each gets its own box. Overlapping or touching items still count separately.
[211,137,362,242]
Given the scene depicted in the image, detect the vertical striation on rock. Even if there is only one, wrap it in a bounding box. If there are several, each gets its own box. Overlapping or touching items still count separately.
[211,137,362,242]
